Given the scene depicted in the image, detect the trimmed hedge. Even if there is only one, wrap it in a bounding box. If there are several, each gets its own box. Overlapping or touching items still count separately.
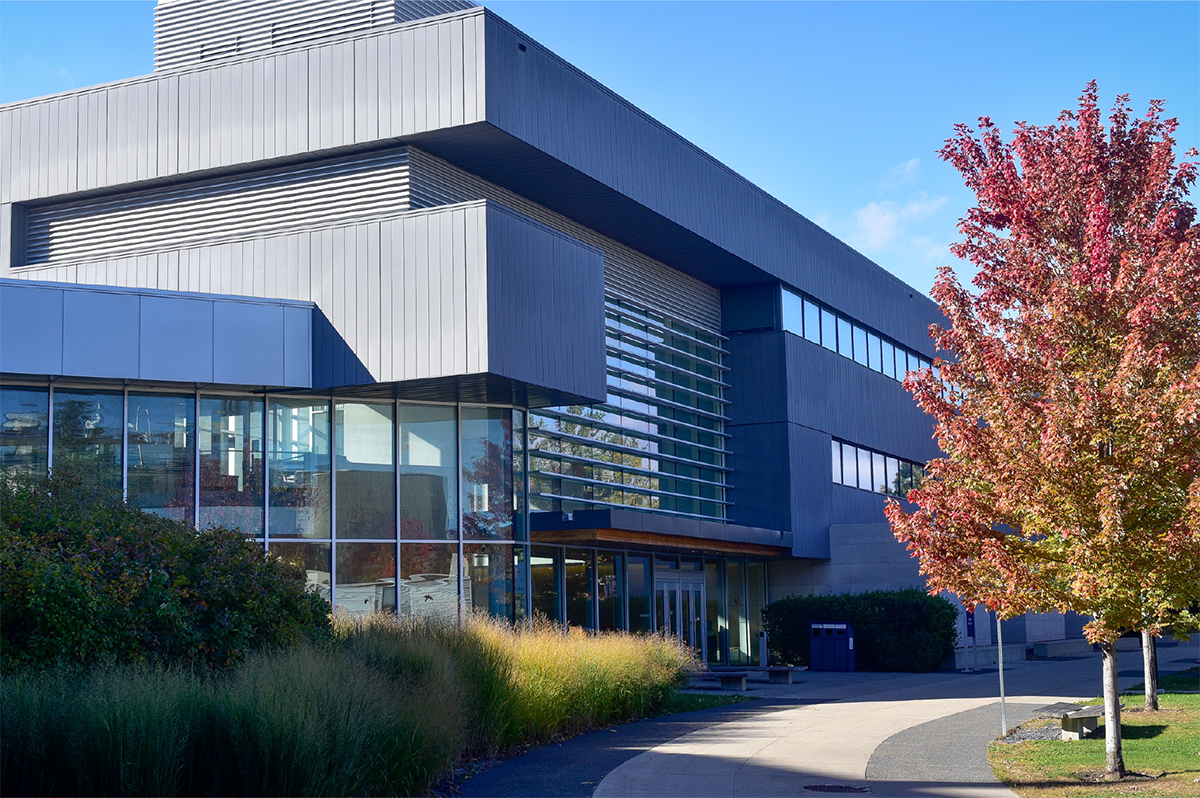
[0,469,330,671]
[762,589,958,672]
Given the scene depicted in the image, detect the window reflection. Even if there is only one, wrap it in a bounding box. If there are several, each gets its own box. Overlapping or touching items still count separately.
[336,542,396,615]
[461,407,515,540]
[831,438,927,498]
[1,386,49,477]
[270,541,331,604]
[597,551,624,631]
[465,543,515,620]
[400,542,458,620]
[127,393,195,525]
[531,545,562,621]
[53,389,123,490]
[199,396,263,535]
[398,405,457,540]
[565,548,594,628]
[335,402,395,540]
[268,398,331,539]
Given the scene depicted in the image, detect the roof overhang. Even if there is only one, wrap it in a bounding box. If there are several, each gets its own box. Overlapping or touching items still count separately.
[530,508,792,558]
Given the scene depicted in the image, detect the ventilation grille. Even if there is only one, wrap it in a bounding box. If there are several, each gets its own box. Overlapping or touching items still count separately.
[24,150,411,267]
[154,0,476,70]
[407,148,722,332]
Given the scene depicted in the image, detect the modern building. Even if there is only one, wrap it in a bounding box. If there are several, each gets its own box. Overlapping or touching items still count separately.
[0,0,956,666]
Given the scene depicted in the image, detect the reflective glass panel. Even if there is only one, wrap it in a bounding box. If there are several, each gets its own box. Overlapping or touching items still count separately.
[857,447,873,491]
[852,326,868,366]
[841,444,857,487]
[908,352,920,375]
[1,386,49,477]
[270,541,331,605]
[882,342,896,379]
[530,545,562,622]
[830,440,842,483]
[803,300,821,345]
[462,407,515,540]
[597,551,624,631]
[53,389,123,490]
[837,318,853,358]
[565,548,594,628]
[867,334,881,372]
[872,452,887,493]
[746,561,765,666]
[900,461,914,494]
[781,289,804,336]
[398,405,457,540]
[514,546,528,621]
[268,398,331,539]
[895,347,908,379]
[886,457,900,496]
[512,410,526,541]
[199,396,263,535]
[628,554,652,633]
[401,542,458,620]
[705,560,726,665]
[726,560,748,666]
[127,393,195,525]
[336,542,396,616]
[465,543,515,620]
[335,402,395,540]
[820,308,837,352]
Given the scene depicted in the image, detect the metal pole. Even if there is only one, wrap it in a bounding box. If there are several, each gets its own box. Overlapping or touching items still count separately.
[997,613,1008,735]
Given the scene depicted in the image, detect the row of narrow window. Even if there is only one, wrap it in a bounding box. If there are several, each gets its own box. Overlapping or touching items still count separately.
[782,288,932,382]
[831,439,927,497]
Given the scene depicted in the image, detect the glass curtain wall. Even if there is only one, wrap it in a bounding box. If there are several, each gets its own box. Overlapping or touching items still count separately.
[529,297,729,522]
[127,393,195,525]
[199,396,263,535]
[52,389,123,489]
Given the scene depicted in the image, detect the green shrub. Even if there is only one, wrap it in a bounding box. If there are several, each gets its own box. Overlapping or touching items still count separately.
[0,469,330,671]
[762,588,958,672]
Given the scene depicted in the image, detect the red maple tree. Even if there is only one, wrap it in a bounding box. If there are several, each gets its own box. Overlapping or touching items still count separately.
[886,82,1200,777]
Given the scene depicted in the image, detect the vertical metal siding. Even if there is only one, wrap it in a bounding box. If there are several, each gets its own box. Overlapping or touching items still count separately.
[407,147,722,333]
[9,202,497,387]
[0,10,486,213]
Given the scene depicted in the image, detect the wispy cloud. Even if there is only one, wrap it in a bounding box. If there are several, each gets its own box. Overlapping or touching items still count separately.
[876,158,921,193]
[851,193,948,250]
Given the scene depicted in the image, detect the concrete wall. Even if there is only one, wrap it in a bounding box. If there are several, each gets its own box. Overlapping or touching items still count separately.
[767,523,923,599]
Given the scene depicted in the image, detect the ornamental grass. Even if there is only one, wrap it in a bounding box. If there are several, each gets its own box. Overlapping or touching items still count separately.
[2,613,697,797]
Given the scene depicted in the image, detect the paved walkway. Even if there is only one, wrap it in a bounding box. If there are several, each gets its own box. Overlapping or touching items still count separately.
[459,639,1199,798]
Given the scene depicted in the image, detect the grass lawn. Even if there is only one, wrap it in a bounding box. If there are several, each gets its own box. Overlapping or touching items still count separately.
[989,688,1200,797]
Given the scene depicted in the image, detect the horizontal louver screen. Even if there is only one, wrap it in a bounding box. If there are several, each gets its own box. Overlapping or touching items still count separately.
[154,0,476,70]
[407,147,722,332]
[24,150,411,267]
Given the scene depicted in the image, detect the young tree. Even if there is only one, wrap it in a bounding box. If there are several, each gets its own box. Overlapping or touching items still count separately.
[886,82,1200,778]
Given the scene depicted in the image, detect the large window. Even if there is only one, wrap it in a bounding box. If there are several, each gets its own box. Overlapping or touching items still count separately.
[398,404,457,540]
[127,393,195,525]
[461,407,516,540]
[0,386,48,476]
[52,389,123,490]
[268,399,331,539]
[199,396,263,535]
[335,402,395,540]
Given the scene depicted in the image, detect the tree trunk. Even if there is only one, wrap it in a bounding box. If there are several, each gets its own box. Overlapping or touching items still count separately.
[1101,640,1126,779]
[1142,630,1159,711]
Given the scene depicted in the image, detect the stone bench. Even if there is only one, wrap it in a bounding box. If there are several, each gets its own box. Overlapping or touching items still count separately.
[716,672,750,690]
[764,666,800,684]
[1034,702,1121,740]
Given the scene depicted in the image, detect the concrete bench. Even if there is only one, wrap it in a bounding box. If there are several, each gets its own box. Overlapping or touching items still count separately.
[716,672,750,691]
[1034,702,1121,740]
[765,667,799,684]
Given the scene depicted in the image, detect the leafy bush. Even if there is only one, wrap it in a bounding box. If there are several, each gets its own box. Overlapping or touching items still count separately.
[762,588,958,672]
[0,469,330,671]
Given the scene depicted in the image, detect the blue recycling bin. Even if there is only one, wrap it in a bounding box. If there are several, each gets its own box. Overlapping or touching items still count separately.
[809,622,855,671]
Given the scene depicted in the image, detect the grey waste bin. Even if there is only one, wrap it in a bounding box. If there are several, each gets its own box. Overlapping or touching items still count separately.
[809,622,855,671]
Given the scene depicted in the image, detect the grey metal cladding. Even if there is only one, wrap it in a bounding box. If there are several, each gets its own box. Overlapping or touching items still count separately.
[484,203,606,404]
[154,0,477,71]
[407,147,721,332]
[481,11,939,352]
[0,9,486,209]
[0,279,315,387]
[24,149,413,266]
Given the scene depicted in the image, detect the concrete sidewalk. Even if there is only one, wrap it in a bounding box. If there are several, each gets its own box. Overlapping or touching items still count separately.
[592,640,1199,798]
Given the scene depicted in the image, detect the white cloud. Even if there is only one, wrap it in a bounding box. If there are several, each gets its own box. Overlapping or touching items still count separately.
[876,158,921,193]
[850,193,948,250]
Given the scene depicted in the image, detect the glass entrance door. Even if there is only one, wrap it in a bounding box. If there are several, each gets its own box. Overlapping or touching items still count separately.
[655,572,705,659]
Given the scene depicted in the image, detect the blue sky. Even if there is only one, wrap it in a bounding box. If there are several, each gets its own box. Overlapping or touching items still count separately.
[1,1,1196,296]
